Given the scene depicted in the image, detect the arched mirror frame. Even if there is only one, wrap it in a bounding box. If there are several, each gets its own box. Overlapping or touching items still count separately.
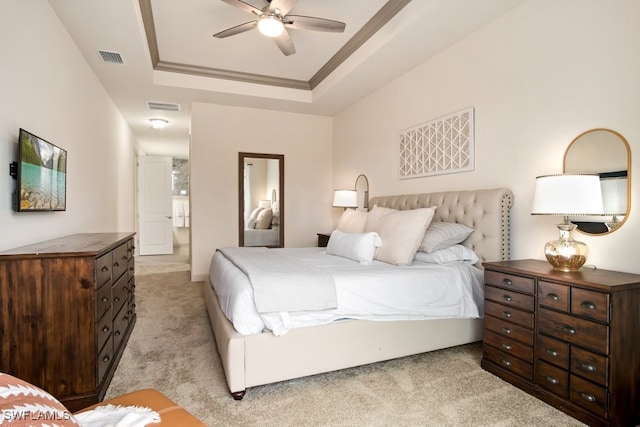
[238,152,284,247]
[354,174,370,211]
[563,128,631,235]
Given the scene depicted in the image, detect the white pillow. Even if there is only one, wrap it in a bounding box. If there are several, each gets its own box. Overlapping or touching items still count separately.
[336,209,368,233]
[255,208,273,229]
[374,207,436,266]
[364,205,396,232]
[420,222,474,253]
[248,206,263,220]
[326,230,382,264]
[414,244,479,264]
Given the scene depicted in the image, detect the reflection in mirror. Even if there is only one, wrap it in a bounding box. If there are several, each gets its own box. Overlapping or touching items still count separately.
[564,129,631,234]
[239,152,284,247]
[354,174,370,211]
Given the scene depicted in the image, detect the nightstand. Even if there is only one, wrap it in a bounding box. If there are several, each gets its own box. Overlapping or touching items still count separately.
[317,233,331,247]
[481,259,640,427]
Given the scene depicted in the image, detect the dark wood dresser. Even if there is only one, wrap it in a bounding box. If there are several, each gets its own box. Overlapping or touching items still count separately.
[481,259,640,427]
[0,233,136,411]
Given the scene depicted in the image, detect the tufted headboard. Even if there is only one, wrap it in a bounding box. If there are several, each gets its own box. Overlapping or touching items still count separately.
[369,188,514,264]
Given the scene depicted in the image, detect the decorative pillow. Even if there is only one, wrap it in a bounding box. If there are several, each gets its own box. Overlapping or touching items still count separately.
[0,372,80,426]
[271,212,280,226]
[373,207,436,266]
[364,205,396,232]
[326,230,382,264]
[419,222,474,253]
[336,209,368,233]
[255,208,273,230]
[414,244,479,264]
[248,206,263,220]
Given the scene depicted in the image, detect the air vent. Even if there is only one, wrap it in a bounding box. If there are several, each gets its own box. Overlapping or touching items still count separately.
[146,101,181,112]
[98,50,125,64]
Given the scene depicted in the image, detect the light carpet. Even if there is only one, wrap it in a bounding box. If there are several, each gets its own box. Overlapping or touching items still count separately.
[106,272,586,427]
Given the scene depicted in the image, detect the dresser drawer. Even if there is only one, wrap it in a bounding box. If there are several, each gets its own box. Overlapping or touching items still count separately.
[485,315,534,346]
[485,300,533,329]
[112,304,130,352]
[483,344,533,381]
[570,375,608,418]
[538,308,608,354]
[96,252,112,288]
[96,282,111,321]
[485,270,535,294]
[536,360,569,398]
[485,285,534,311]
[571,346,608,386]
[537,335,569,369]
[96,313,112,352]
[112,273,129,316]
[97,335,113,385]
[112,243,129,281]
[571,288,609,323]
[538,280,569,312]
[484,330,533,363]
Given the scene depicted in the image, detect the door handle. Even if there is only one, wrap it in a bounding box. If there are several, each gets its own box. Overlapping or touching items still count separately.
[165,216,173,219]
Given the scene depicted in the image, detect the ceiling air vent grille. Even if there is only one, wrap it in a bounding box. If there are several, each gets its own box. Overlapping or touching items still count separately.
[98,50,125,64]
[146,101,181,112]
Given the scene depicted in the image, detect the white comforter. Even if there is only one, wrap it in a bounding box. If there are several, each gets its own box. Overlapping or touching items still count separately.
[209,247,484,336]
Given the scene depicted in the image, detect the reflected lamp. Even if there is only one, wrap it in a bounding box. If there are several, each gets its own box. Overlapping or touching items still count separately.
[531,174,604,271]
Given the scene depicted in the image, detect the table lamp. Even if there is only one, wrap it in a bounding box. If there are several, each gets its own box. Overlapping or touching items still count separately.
[531,174,604,271]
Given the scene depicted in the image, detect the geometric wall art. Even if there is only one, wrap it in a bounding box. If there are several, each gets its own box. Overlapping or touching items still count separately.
[399,107,474,179]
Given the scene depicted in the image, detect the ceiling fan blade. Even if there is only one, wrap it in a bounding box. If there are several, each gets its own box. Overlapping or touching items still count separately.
[268,0,297,16]
[285,15,346,33]
[273,29,296,56]
[213,21,257,38]
[219,0,264,16]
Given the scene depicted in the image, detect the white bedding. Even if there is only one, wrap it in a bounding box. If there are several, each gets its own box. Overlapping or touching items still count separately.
[209,247,484,336]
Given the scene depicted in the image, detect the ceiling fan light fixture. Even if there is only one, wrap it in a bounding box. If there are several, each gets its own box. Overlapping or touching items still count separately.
[149,118,168,129]
[257,15,284,37]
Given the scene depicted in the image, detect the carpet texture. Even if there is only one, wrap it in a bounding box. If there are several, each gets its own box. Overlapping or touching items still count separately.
[106,272,586,426]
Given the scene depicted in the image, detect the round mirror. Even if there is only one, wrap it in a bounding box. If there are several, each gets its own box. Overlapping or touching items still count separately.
[563,129,631,234]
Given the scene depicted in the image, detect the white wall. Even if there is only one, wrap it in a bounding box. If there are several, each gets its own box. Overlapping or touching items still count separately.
[190,103,333,280]
[0,2,137,250]
[333,0,640,274]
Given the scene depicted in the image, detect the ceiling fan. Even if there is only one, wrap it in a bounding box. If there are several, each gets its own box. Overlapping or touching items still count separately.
[213,0,346,56]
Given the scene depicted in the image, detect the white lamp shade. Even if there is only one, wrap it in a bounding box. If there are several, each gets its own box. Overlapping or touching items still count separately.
[332,190,358,208]
[532,174,604,216]
[600,177,627,215]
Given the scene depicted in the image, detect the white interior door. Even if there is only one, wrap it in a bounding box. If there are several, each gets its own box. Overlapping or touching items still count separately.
[138,156,173,255]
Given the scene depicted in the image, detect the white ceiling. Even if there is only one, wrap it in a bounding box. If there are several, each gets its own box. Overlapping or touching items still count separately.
[48,0,525,158]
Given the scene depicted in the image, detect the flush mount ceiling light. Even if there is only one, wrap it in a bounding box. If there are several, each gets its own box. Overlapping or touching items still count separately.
[257,14,284,37]
[149,118,168,129]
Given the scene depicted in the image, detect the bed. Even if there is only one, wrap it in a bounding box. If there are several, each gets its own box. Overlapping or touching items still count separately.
[205,188,513,399]
[243,225,280,246]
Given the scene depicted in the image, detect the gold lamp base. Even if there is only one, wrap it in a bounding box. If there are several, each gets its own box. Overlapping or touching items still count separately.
[544,222,589,272]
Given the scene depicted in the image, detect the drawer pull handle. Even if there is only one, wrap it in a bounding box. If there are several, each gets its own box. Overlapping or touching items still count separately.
[102,325,109,333]
[501,327,512,335]
[545,376,559,385]
[102,296,109,303]
[122,255,128,261]
[502,294,512,302]
[101,266,109,272]
[501,359,512,367]
[579,392,596,403]
[502,311,512,318]
[114,297,120,302]
[547,293,560,301]
[114,331,121,337]
[562,326,576,335]
[545,348,559,357]
[501,343,512,351]
[580,301,596,310]
[580,363,596,373]
[114,261,120,268]
[502,278,512,286]
[103,355,110,363]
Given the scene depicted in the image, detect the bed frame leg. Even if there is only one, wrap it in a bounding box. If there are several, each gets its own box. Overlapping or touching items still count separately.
[231,390,246,400]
